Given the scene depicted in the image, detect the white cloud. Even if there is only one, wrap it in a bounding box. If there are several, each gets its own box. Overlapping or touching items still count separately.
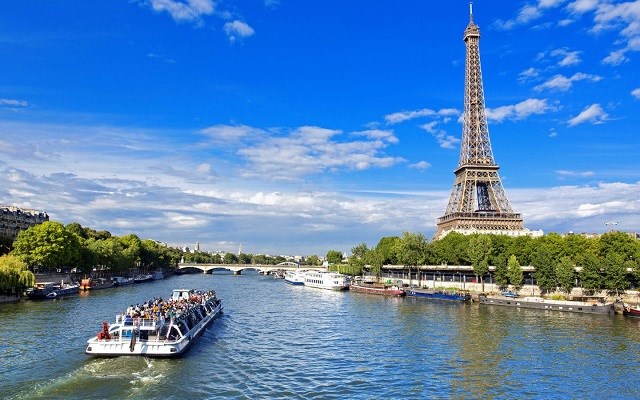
[602,49,629,65]
[147,0,215,23]
[485,98,557,122]
[236,125,404,181]
[385,108,435,124]
[0,98,29,108]
[409,161,431,170]
[632,88,640,99]
[494,0,568,30]
[555,169,596,178]
[223,20,255,43]
[352,129,399,144]
[550,48,582,66]
[567,103,609,126]
[518,67,539,82]
[420,123,460,149]
[567,0,599,14]
[199,124,264,145]
[534,72,602,91]
[569,0,640,63]
[385,108,460,125]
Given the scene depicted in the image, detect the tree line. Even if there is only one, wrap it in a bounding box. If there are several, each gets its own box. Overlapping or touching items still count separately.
[327,231,640,294]
[1,220,322,293]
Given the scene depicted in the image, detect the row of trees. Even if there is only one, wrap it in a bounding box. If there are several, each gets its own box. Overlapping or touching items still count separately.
[5,221,319,277]
[9,221,183,275]
[328,231,640,294]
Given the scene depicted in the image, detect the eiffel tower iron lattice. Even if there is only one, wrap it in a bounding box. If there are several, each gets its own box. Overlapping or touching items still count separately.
[436,3,524,238]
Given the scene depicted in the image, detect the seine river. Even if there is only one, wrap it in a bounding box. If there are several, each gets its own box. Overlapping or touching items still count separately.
[2,272,640,399]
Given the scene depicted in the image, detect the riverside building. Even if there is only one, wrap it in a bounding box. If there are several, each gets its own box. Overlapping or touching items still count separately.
[0,205,49,240]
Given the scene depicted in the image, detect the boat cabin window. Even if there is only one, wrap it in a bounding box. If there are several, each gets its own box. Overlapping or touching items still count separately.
[172,289,192,301]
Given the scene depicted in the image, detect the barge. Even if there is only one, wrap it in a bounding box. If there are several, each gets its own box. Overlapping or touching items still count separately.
[478,294,614,315]
[349,282,405,297]
[406,288,471,301]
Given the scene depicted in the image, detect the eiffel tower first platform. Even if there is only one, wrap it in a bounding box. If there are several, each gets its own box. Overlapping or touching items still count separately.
[435,3,541,239]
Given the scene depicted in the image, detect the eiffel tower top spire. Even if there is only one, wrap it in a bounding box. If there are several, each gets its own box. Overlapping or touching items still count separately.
[460,0,494,171]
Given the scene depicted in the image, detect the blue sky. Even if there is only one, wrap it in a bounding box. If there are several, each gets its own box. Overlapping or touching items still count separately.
[1,0,639,255]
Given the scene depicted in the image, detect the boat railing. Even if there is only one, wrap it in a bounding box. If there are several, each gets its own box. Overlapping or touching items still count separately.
[115,314,162,328]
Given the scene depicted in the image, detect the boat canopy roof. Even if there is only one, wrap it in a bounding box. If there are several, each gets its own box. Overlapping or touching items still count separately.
[172,289,193,301]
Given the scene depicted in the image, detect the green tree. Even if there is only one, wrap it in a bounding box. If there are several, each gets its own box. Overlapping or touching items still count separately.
[494,257,509,289]
[306,255,320,266]
[365,248,384,282]
[0,255,35,293]
[555,256,575,294]
[507,235,535,266]
[467,235,492,292]
[432,232,470,265]
[507,254,524,290]
[374,236,401,265]
[223,252,238,264]
[11,221,80,271]
[326,250,343,265]
[396,232,428,267]
[89,237,128,272]
[532,247,556,293]
[603,252,629,295]
[348,243,368,273]
[599,231,639,260]
[238,253,252,264]
[578,252,603,292]
[119,234,142,269]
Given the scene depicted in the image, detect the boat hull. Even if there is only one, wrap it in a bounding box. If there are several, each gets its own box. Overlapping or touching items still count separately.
[349,284,405,297]
[624,306,640,318]
[479,295,614,315]
[406,289,470,301]
[27,284,79,300]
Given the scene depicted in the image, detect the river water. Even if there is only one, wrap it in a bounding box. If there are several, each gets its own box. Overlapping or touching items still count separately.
[1,272,639,399]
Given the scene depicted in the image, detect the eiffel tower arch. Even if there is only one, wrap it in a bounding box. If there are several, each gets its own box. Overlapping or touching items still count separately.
[435,3,541,239]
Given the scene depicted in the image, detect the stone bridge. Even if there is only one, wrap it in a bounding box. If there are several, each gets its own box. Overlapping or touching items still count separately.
[177,261,327,275]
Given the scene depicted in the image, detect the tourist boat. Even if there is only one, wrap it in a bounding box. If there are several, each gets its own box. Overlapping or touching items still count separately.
[284,269,306,285]
[86,288,223,357]
[478,294,615,315]
[26,281,80,300]
[112,276,134,286]
[406,288,471,301]
[272,269,286,279]
[303,271,350,291]
[79,277,116,291]
[134,274,154,284]
[349,282,406,297]
[623,303,640,318]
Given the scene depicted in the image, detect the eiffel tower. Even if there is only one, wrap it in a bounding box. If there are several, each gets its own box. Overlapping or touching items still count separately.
[436,2,524,238]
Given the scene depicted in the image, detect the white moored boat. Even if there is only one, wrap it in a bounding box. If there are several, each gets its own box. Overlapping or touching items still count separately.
[303,271,350,291]
[284,269,306,285]
[86,289,222,357]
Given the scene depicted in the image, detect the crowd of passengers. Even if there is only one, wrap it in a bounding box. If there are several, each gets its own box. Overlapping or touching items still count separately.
[122,290,218,324]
